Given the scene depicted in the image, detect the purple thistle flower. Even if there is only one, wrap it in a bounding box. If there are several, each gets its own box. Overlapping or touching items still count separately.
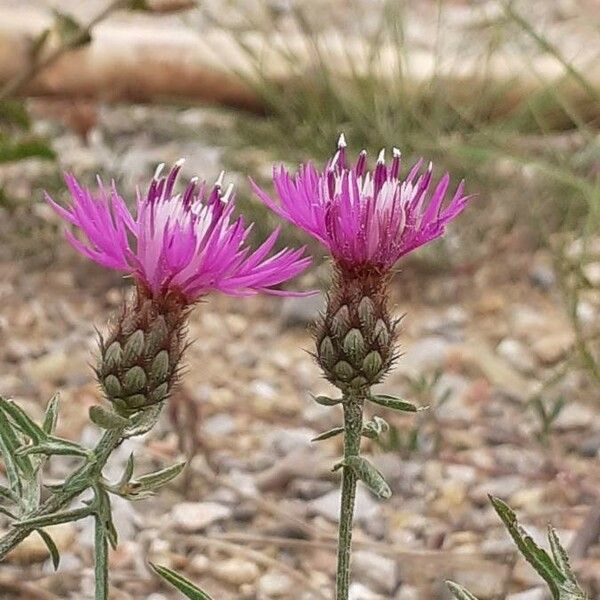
[47,161,311,301]
[251,135,470,273]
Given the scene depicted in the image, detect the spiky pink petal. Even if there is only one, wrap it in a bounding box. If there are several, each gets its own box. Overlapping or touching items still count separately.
[48,164,311,301]
[252,139,470,272]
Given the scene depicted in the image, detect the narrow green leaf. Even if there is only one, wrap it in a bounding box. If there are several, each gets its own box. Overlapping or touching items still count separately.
[17,437,91,459]
[0,401,33,485]
[312,427,344,442]
[0,506,17,519]
[368,394,418,412]
[0,398,45,442]
[37,529,60,570]
[310,394,342,406]
[89,405,129,430]
[150,563,215,600]
[345,456,391,499]
[490,496,564,599]
[446,581,481,600]
[132,461,186,494]
[0,484,18,504]
[42,394,60,435]
[15,505,93,528]
[118,453,135,487]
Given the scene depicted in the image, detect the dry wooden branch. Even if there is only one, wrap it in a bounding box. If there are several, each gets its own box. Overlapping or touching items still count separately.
[0,4,598,123]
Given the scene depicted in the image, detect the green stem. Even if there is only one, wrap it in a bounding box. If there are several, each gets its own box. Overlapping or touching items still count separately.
[0,427,124,561]
[335,392,365,600]
[94,515,109,600]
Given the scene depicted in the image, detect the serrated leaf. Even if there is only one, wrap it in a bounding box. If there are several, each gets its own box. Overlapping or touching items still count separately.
[89,405,129,430]
[42,394,60,435]
[446,581,481,600]
[368,394,418,412]
[37,529,60,570]
[150,563,215,599]
[310,394,342,406]
[344,456,391,499]
[312,427,344,442]
[490,496,565,599]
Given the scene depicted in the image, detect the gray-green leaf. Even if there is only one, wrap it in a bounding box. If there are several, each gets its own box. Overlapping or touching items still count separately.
[312,427,344,442]
[344,456,391,499]
[310,394,342,406]
[37,529,60,570]
[368,394,418,412]
[150,563,215,599]
[89,405,129,430]
[446,581,481,600]
[491,496,565,599]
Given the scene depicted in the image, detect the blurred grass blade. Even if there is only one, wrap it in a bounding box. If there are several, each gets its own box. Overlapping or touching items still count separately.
[150,563,214,599]
[0,138,56,163]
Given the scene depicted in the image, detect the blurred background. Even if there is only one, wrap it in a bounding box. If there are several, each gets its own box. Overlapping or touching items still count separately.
[0,0,599,598]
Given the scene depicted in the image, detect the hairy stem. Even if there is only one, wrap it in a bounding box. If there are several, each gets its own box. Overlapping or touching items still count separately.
[335,392,365,600]
[94,514,109,600]
[0,427,124,560]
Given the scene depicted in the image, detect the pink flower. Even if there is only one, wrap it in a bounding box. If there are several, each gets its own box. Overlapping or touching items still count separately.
[47,161,311,300]
[252,135,470,272]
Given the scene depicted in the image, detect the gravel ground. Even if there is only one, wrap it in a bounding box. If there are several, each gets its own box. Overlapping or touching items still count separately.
[0,99,599,599]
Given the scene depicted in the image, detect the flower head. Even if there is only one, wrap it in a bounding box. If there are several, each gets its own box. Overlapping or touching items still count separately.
[47,161,311,301]
[252,135,469,273]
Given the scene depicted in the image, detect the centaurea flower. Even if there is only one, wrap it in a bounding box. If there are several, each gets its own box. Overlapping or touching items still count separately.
[254,136,470,600]
[47,162,311,413]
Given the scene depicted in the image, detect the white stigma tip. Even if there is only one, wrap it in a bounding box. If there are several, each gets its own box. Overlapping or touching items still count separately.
[153,162,165,180]
[222,182,234,202]
[377,149,386,163]
[393,147,401,158]
[190,177,199,184]
[337,133,347,148]
[175,158,186,168]
[427,161,433,172]
[215,170,225,188]
[359,149,367,155]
